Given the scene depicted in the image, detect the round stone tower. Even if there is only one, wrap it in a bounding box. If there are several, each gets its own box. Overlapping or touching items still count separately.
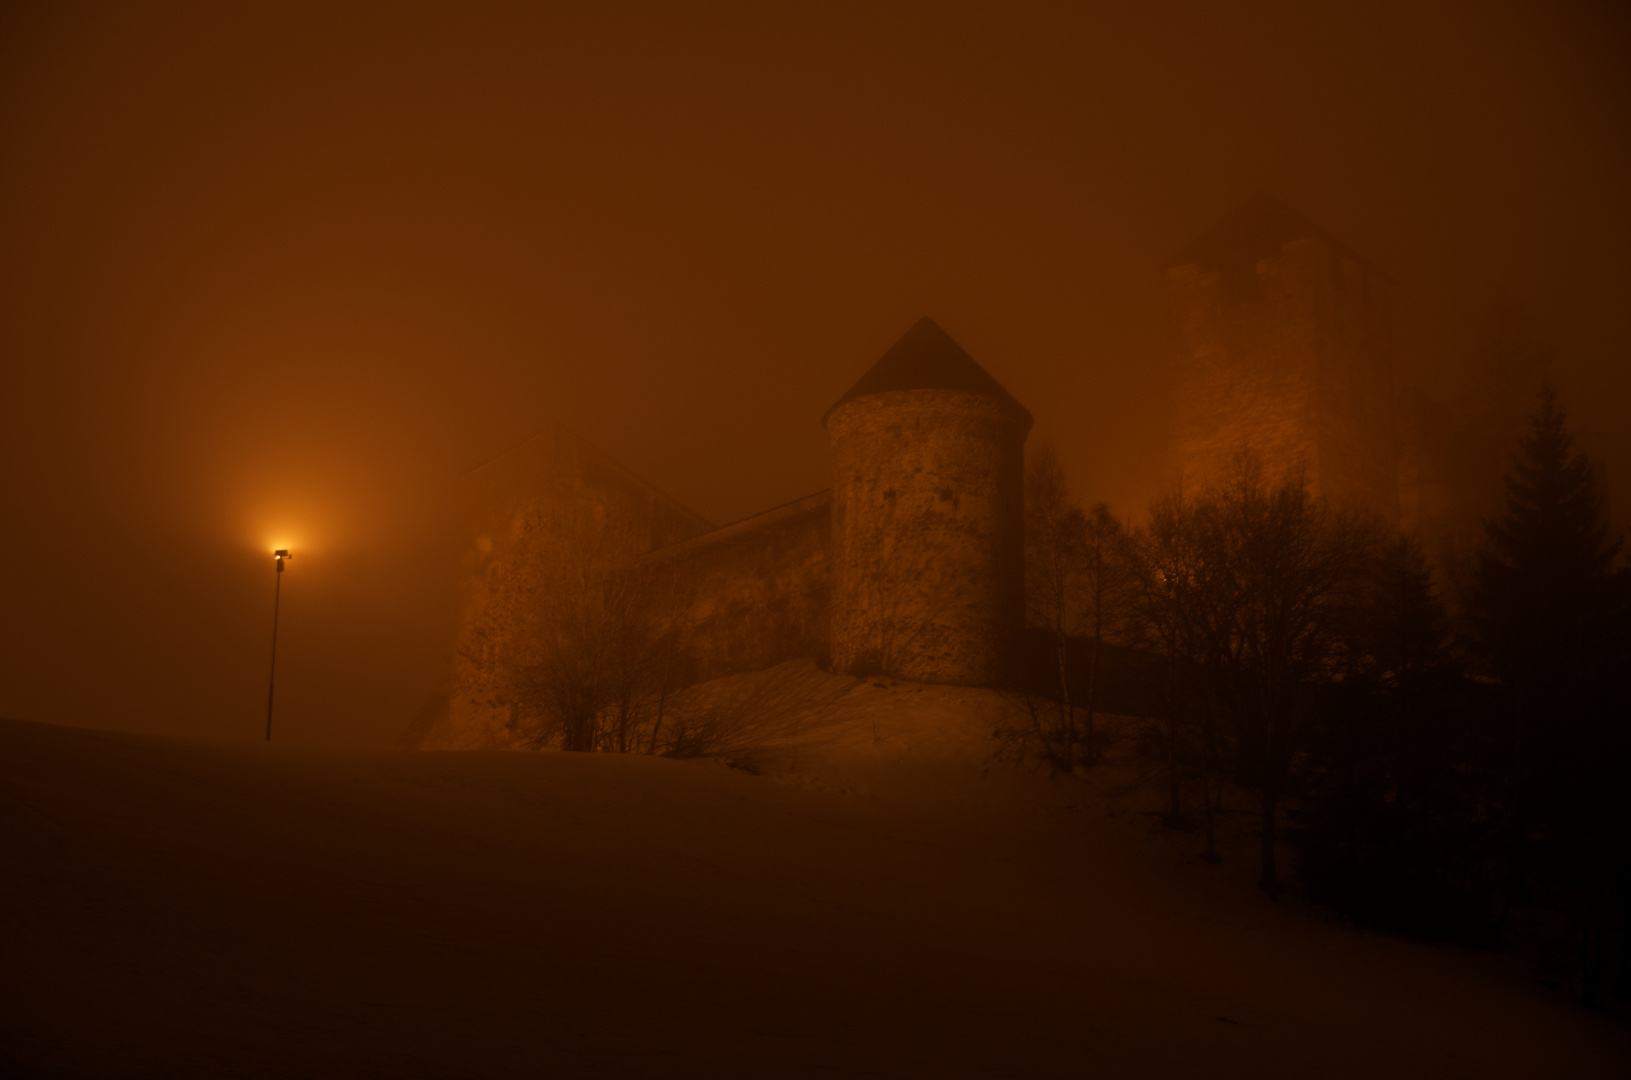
[824,317,1032,686]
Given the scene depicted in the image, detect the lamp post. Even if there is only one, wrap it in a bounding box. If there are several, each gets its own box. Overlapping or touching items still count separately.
[266,549,292,741]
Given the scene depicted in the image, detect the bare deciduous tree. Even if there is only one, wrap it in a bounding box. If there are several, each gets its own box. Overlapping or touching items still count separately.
[1132,483,1230,847]
[1217,465,1373,893]
[484,510,695,754]
[514,531,629,751]
[1020,443,1136,773]
[1079,502,1135,764]
[1133,459,1373,892]
[1025,441,1089,771]
[459,503,581,737]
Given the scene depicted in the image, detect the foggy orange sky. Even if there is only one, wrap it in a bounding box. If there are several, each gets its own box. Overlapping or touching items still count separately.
[2,1,1627,749]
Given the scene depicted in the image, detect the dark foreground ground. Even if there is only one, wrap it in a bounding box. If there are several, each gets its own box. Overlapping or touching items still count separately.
[2,715,1626,1078]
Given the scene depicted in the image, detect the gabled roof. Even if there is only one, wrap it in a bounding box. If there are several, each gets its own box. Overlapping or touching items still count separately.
[1171,191,1393,283]
[824,317,1030,425]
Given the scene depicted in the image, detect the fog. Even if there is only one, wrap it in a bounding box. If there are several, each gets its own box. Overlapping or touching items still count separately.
[2,0,1626,749]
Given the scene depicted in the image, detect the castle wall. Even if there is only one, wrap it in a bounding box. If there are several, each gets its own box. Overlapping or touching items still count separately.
[827,389,1028,686]
[645,491,832,683]
[435,427,713,749]
[1168,255,1320,493]
[1168,233,1398,522]
[1313,243,1398,518]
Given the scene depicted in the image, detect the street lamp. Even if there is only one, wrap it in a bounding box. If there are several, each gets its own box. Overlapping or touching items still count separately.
[266,549,292,741]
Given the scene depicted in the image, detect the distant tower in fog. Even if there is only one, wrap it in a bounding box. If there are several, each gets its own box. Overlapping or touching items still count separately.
[1166,193,1399,521]
[825,318,1032,686]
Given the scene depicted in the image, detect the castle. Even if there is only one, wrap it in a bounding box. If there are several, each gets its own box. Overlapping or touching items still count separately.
[430,318,1033,749]
[426,195,1418,750]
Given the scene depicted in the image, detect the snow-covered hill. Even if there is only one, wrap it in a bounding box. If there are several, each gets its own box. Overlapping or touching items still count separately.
[3,681,1625,1077]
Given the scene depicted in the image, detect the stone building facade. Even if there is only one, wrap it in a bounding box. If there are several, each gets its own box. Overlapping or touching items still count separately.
[1166,193,1400,522]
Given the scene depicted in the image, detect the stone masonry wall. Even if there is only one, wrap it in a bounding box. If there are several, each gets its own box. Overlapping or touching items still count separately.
[1168,234,1397,522]
[1311,241,1398,519]
[1168,253,1320,494]
[435,427,713,749]
[827,388,1027,686]
[645,491,832,684]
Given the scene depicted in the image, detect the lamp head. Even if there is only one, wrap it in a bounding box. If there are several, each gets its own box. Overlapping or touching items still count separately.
[274,549,291,572]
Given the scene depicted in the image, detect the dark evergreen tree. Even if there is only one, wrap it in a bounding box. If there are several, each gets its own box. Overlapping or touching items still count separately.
[1293,534,1496,940]
[1472,386,1627,717]
[1469,385,1631,1005]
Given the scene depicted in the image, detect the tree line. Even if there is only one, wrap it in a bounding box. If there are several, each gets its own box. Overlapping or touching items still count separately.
[465,387,1628,1006]
[1020,387,1630,1007]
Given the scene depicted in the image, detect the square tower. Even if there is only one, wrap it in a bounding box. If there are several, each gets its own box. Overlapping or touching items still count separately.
[1167,194,1398,521]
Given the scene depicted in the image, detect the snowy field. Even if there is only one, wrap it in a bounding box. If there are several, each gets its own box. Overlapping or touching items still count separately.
[3,670,1627,1078]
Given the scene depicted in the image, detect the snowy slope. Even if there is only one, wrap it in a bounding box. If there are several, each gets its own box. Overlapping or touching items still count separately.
[2,686,1626,1078]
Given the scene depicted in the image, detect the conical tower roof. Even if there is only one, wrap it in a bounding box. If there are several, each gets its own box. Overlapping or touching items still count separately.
[824,317,1030,426]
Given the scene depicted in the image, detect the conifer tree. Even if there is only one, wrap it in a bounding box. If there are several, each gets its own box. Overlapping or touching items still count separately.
[1293,534,1493,939]
[1471,386,1627,715]
[1470,385,1631,1005]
